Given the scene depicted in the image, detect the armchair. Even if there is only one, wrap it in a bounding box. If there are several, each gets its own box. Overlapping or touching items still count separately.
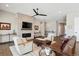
[13,37,33,55]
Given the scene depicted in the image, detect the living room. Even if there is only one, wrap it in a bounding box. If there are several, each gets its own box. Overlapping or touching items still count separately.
[0,3,78,56]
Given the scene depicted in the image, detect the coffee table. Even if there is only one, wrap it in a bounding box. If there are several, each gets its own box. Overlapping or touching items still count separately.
[39,45,55,56]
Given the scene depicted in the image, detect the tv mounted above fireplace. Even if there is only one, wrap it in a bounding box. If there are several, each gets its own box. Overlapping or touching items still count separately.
[22,22,32,30]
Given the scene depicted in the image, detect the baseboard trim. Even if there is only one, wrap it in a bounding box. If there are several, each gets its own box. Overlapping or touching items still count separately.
[0,41,14,45]
[76,41,79,43]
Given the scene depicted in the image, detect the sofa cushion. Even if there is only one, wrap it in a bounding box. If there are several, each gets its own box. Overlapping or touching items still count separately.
[63,38,76,56]
[61,38,69,51]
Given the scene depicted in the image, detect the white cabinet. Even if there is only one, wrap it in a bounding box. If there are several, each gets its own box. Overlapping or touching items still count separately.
[0,35,8,42]
[40,22,45,36]
[0,34,17,43]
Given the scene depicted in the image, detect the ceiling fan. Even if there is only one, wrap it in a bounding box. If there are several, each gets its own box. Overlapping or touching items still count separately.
[33,8,47,16]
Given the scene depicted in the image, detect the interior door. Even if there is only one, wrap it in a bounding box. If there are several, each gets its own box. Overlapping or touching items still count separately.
[58,23,65,36]
[60,23,65,35]
[74,17,79,41]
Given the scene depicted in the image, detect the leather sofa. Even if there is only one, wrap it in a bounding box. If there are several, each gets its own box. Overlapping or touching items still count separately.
[50,36,76,56]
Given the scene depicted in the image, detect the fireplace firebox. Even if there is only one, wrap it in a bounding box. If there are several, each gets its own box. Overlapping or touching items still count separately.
[22,33,31,38]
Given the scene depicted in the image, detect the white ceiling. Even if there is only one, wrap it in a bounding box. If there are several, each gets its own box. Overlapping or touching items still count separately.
[0,3,79,21]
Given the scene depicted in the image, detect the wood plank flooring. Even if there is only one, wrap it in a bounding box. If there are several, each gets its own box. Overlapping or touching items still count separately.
[0,42,14,56]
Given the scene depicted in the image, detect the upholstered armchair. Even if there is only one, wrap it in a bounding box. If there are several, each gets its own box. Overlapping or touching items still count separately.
[13,37,33,55]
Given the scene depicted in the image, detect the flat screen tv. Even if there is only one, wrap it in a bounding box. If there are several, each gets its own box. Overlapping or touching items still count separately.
[22,22,32,30]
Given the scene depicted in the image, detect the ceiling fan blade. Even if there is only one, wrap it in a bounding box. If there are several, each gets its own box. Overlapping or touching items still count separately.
[33,8,47,16]
[38,14,47,16]
[33,9,38,15]
[32,15,37,17]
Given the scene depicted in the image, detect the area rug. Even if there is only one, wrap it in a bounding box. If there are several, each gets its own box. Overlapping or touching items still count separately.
[9,46,37,56]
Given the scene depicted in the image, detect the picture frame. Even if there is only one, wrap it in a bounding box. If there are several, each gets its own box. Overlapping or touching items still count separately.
[0,22,11,30]
[34,25,39,30]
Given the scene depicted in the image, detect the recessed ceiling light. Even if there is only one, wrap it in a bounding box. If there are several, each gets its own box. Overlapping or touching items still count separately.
[5,4,9,7]
[58,11,62,14]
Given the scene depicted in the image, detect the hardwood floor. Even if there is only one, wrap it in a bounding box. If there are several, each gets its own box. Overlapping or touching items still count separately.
[0,42,14,56]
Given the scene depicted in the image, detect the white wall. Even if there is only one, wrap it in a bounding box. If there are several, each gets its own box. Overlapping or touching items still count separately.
[46,20,56,36]
[65,12,79,41]
[0,10,17,42]
[65,13,79,36]
[33,19,41,32]
[65,13,74,36]
[33,17,45,36]
[0,10,17,34]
